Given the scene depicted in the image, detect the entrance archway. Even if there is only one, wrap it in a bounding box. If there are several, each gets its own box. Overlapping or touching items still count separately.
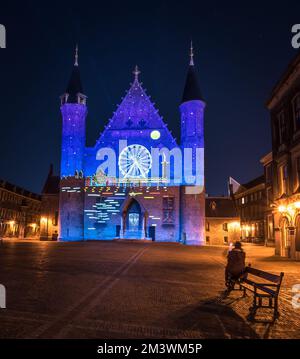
[126,199,142,232]
[121,198,147,239]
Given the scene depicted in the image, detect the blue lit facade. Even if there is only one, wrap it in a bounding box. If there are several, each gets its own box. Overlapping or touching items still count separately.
[59,47,205,244]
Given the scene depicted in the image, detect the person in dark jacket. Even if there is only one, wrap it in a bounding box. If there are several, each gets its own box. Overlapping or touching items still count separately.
[225,241,246,289]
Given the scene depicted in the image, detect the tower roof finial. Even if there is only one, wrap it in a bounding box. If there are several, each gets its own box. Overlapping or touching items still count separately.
[133,65,141,81]
[74,44,79,66]
[190,40,194,66]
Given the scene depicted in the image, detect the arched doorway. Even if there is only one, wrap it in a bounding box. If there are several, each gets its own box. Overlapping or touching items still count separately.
[280,217,290,257]
[122,199,146,239]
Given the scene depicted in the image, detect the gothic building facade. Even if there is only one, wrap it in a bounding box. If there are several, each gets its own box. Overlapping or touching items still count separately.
[58,46,205,245]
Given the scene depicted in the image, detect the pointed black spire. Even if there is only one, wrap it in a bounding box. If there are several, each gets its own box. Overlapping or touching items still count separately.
[181,42,204,104]
[61,45,86,105]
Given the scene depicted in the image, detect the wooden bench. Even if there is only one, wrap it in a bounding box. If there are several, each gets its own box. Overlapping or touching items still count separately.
[238,266,284,322]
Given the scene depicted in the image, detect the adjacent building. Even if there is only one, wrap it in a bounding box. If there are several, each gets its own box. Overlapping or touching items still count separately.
[40,165,60,241]
[233,175,266,243]
[260,152,275,246]
[0,179,41,239]
[266,51,300,259]
[205,196,240,245]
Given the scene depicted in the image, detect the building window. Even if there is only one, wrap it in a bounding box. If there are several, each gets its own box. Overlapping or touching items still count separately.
[162,197,174,224]
[265,164,272,183]
[279,164,288,195]
[206,236,210,244]
[293,94,300,130]
[266,187,272,206]
[223,223,228,231]
[241,197,245,204]
[278,111,286,144]
[206,222,210,231]
[224,236,228,244]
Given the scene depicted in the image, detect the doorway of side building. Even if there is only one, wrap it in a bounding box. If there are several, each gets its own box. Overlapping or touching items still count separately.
[280,217,290,257]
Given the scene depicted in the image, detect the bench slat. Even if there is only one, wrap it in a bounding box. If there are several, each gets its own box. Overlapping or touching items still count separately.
[245,266,283,284]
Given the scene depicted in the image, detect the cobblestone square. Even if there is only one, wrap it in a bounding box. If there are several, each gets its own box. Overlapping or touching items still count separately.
[0,240,299,339]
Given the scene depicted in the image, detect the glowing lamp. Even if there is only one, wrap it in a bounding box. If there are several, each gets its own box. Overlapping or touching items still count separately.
[41,217,47,223]
[229,221,240,229]
[294,202,300,209]
[9,220,15,226]
[150,130,160,140]
[278,205,286,213]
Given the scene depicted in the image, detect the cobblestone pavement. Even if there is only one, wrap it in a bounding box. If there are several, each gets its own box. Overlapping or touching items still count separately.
[0,240,299,339]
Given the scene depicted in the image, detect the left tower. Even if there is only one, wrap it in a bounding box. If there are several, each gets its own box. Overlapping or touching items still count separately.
[59,46,87,241]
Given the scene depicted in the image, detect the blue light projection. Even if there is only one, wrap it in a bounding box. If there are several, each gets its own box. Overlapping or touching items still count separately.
[60,103,87,177]
[59,55,205,244]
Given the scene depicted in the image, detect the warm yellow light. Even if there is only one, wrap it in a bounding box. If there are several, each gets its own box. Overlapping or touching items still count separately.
[287,205,295,215]
[41,217,47,223]
[229,221,240,229]
[294,202,300,209]
[278,205,286,213]
[9,220,15,226]
[30,223,37,228]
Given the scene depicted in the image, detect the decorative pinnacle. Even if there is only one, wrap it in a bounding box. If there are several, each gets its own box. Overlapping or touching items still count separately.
[190,40,194,66]
[133,65,141,81]
[74,44,78,66]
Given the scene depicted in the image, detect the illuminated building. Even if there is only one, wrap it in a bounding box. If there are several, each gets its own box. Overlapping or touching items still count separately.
[40,164,60,241]
[0,179,41,239]
[232,175,266,243]
[205,197,240,245]
[266,52,300,259]
[260,151,275,246]
[58,44,205,244]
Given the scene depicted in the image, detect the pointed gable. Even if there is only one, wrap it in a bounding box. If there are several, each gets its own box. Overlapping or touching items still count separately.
[96,68,177,148]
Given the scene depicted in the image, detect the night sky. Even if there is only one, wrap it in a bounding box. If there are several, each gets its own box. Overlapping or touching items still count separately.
[0,1,299,195]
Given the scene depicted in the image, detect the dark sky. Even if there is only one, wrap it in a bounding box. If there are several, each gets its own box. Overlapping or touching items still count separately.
[0,1,299,195]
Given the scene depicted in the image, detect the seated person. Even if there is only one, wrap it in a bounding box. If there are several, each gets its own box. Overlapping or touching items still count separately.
[225,241,246,288]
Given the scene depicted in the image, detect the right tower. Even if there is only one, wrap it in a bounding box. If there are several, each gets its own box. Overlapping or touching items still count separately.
[179,42,205,245]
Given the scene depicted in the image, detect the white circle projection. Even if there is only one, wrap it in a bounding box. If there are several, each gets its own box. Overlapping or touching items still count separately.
[119,144,152,179]
[150,130,161,140]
